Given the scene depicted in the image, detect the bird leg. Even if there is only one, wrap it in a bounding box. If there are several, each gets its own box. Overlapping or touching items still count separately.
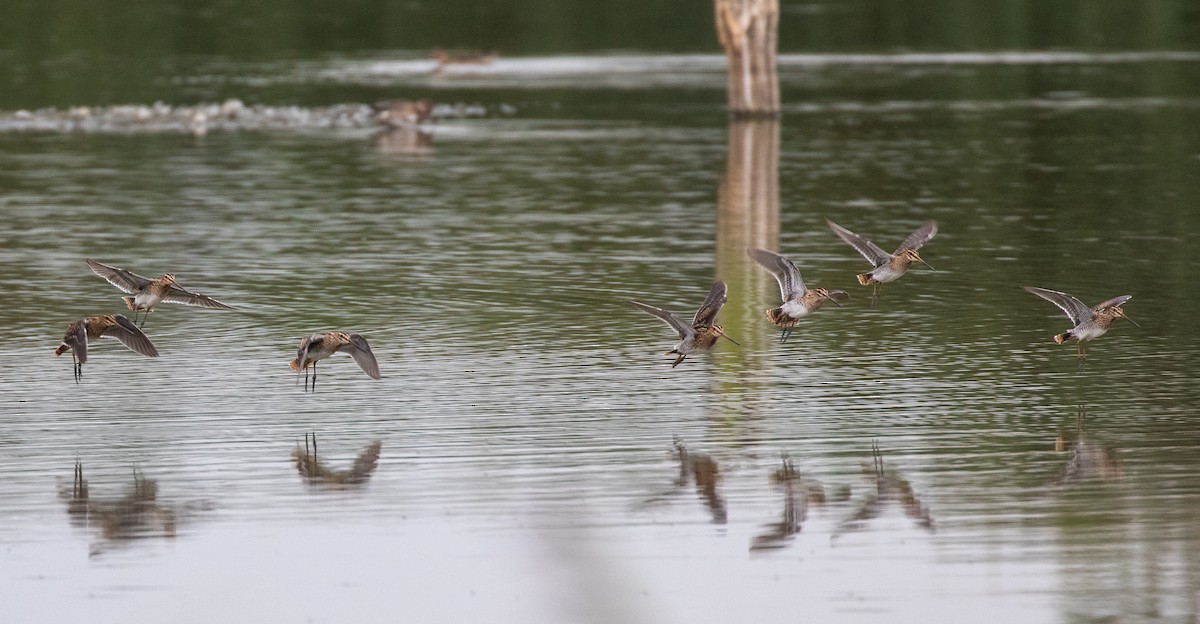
[72,352,81,383]
[671,354,686,368]
[780,326,792,344]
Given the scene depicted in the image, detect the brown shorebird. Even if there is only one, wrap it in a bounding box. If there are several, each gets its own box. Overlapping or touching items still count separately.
[1024,286,1137,361]
[371,99,434,128]
[54,314,158,382]
[826,219,937,301]
[85,259,234,327]
[747,247,849,343]
[628,281,738,368]
[290,332,381,392]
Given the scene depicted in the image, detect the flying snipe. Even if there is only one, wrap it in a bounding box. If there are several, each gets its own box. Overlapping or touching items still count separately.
[290,332,381,392]
[628,281,738,368]
[826,219,937,301]
[747,248,849,343]
[1024,286,1137,360]
[54,314,158,382]
[86,259,234,327]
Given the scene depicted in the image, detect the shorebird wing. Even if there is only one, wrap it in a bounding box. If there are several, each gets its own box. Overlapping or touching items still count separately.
[161,285,235,309]
[86,259,152,294]
[339,334,381,379]
[628,300,692,340]
[692,281,728,328]
[825,219,891,267]
[1023,286,1093,325]
[748,248,806,300]
[1093,295,1133,313]
[101,315,159,357]
[67,322,88,364]
[895,220,938,254]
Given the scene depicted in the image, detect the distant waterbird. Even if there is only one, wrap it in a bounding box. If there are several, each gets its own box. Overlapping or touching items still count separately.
[1023,286,1137,361]
[290,331,381,392]
[628,281,738,368]
[826,219,937,301]
[85,259,234,327]
[371,99,434,128]
[747,248,849,343]
[54,314,158,382]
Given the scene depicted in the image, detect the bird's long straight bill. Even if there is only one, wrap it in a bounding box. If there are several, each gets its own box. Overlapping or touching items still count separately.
[919,260,936,271]
[714,327,740,346]
[1122,314,1140,327]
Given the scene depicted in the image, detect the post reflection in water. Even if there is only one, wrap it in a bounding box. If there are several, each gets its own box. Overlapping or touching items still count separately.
[61,460,191,558]
[750,455,827,552]
[833,443,935,540]
[715,119,780,353]
[293,432,383,488]
[1050,405,1122,486]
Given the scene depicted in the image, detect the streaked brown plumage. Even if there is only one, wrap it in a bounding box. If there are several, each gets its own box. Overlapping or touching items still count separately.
[628,281,738,368]
[825,219,937,300]
[85,258,234,327]
[1023,286,1137,360]
[747,247,849,343]
[54,314,158,381]
[289,331,381,392]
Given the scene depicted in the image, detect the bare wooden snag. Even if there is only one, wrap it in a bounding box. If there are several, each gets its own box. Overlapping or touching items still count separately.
[714,0,781,118]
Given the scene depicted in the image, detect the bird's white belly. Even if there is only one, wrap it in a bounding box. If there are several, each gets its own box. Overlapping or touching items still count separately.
[870,265,905,283]
[1071,324,1107,342]
[780,300,812,319]
[134,292,162,309]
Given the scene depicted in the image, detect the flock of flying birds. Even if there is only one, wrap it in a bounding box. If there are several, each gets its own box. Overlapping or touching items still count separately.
[53,218,1136,385]
[629,218,1138,367]
[54,259,380,391]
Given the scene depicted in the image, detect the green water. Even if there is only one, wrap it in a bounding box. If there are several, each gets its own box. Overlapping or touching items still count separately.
[2,2,1200,623]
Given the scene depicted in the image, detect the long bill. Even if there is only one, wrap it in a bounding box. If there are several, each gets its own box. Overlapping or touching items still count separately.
[1121,313,1140,327]
[713,327,740,346]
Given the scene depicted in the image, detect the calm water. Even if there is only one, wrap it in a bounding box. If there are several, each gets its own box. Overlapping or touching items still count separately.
[3,45,1200,624]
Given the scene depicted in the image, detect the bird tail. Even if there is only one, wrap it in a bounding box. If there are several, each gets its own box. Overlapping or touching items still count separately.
[54,344,69,357]
[765,307,789,326]
[856,273,873,286]
[1054,331,1071,344]
[289,358,302,371]
[122,296,138,311]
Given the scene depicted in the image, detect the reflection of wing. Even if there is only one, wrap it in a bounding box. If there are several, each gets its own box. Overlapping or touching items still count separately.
[1024,286,1093,326]
[629,300,691,340]
[895,221,938,254]
[340,334,381,379]
[1093,295,1132,312]
[86,259,152,294]
[162,285,234,309]
[748,248,806,300]
[692,281,728,328]
[101,315,159,357]
[825,220,891,266]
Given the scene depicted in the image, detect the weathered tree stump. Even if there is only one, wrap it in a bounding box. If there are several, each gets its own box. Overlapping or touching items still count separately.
[714,0,781,118]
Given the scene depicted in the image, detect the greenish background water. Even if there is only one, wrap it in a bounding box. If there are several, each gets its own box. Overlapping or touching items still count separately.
[2,2,1200,623]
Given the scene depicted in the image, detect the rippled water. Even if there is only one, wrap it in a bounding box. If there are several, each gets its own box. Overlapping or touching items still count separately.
[3,52,1200,623]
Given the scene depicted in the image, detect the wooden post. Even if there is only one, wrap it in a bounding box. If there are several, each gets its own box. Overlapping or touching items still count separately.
[714,0,780,118]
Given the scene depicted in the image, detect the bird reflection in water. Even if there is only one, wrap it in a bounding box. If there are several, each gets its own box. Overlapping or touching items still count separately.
[1050,405,1122,486]
[750,455,827,552]
[293,432,382,487]
[372,127,434,157]
[833,442,934,539]
[61,459,186,557]
[641,439,727,524]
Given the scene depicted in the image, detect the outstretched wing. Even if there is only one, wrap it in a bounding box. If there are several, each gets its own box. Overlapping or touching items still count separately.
[692,281,728,328]
[1093,295,1132,313]
[339,334,381,379]
[629,300,692,340]
[895,220,938,254]
[1023,286,1093,325]
[161,285,235,309]
[100,315,159,357]
[86,259,152,294]
[826,219,891,267]
[747,248,806,301]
